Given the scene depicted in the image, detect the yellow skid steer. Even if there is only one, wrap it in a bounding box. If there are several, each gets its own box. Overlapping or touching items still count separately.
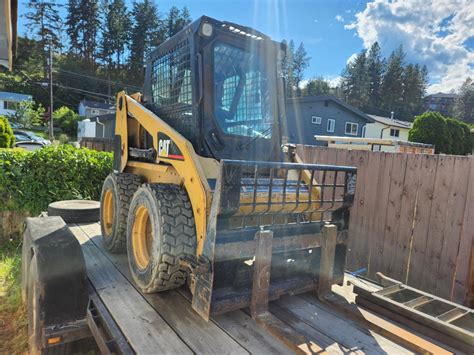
[100,16,357,321]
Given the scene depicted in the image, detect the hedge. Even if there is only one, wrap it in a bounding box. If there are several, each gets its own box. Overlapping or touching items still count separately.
[0,145,112,215]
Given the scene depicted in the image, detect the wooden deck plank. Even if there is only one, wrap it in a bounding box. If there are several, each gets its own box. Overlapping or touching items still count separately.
[436,156,471,299]
[406,154,438,287]
[420,155,456,294]
[278,295,411,354]
[80,222,292,354]
[78,223,250,355]
[452,157,474,305]
[367,153,393,278]
[68,224,193,355]
[392,154,421,283]
[380,154,408,277]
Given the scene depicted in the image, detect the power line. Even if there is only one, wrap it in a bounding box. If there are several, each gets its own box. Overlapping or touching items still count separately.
[55,69,142,90]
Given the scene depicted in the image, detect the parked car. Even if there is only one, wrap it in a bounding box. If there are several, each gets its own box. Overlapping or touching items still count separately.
[14,141,44,151]
[13,130,51,145]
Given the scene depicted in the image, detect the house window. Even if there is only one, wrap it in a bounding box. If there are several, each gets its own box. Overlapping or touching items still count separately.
[327,119,335,133]
[3,101,17,110]
[311,116,322,124]
[429,103,437,110]
[345,122,358,136]
[390,128,400,137]
[361,125,366,137]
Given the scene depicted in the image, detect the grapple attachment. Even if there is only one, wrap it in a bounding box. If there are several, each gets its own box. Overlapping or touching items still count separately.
[191,160,357,320]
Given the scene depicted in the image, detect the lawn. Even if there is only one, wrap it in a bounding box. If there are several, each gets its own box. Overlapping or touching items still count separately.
[0,240,28,354]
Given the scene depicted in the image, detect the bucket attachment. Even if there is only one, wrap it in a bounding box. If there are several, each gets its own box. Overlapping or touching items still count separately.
[190,160,357,320]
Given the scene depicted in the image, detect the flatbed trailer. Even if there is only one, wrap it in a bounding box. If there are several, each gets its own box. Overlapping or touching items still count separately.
[25,219,459,355]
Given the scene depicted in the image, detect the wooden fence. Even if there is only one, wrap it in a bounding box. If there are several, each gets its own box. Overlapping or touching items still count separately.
[80,137,114,152]
[296,145,473,306]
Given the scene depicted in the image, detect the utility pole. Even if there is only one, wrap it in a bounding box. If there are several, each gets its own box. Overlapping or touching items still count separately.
[48,42,54,141]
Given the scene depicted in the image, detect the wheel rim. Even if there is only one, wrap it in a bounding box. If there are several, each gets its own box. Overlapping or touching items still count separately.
[132,205,153,270]
[102,189,115,236]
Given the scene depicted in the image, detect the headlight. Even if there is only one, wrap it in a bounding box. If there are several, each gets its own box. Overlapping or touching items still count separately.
[201,22,213,37]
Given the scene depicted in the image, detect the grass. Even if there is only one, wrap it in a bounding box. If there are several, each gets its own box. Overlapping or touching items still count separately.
[0,240,28,354]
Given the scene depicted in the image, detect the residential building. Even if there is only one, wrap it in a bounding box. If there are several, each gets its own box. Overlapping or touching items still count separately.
[365,114,412,152]
[78,99,115,118]
[0,0,18,70]
[0,91,32,116]
[423,92,457,116]
[285,95,374,146]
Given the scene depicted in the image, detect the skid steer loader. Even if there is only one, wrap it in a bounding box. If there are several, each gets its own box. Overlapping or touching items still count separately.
[100,16,357,321]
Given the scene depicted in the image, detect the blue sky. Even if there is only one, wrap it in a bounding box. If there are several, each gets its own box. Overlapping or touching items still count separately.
[18,0,474,93]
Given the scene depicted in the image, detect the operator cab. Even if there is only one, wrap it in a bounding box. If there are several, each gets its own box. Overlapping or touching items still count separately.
[143,16,287,162]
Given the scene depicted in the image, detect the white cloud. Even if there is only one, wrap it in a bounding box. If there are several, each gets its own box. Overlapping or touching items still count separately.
[344,0,474,93]
[335,15,345,22]
[327,76,342,87]
[346,53,358,65]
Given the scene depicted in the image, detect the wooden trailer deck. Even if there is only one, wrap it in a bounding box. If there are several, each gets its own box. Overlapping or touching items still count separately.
[70,222,457,354]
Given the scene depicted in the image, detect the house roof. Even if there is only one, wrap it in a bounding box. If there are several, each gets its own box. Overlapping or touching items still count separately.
[425,92,458,99]
[367,114,412,129]
[89,113,115,122]
[287,95,375,123]
[0,90,32,102]
[79,99,115,111]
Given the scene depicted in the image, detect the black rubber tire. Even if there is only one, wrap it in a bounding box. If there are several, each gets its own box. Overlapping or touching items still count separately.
[127,184,196,293]
[48,200,100,224]
[28,255,71,355]
[100,173,141,253]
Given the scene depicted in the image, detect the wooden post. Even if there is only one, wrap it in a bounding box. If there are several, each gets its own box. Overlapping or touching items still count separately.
[318,224,337,298]
[250,230,273,319]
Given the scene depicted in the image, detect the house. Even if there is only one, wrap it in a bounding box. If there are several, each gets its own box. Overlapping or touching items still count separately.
[423,92,457,116]
[364,114,412,152]
[78,99,115,118]
[0,0,18,70]
[77,113,115,141]
[0,91,32,116]
[285,95,374,145]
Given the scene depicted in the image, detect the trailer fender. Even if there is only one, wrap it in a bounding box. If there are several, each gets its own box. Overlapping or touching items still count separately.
[22,217,89,328]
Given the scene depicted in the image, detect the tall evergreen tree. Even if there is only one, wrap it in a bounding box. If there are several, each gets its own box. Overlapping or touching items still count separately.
[381,45,405,115]
[366,42,385,112]
[453,77,474,123]
[101,0,130,68]
[66,0,81,55]
[79,0,100,65]
[281,40,295,95]
[340,50,369,108]
[128,0,162,80]
[24,0,62,78]
[291,42,311,96]
[165,6,192,39]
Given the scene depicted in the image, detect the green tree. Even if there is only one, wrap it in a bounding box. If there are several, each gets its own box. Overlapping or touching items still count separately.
[53,106,82,137]
[340,49,369,108]
[452,77,474,123]
[291,42,311,96]
[304,77,330,96]
[446,118,465,155]
[0,116,15,148]
[6,101,45,128]
[66,0,81,55]
[401,64,428,120]
[281,39,295,96]
[128,0,163,81]
[24,0,63,78]
[101,0,130,68]
[409,111,450,153]
[366,42,385,111]
[165,6,191,40]
[381,45,405,114]
[79,0,100,65]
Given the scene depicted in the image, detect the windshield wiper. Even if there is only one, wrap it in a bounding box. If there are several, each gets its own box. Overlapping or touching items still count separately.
[238,124,273,150]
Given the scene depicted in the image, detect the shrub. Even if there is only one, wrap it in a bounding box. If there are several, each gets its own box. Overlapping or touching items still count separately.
[0,145,112,214]
[409,111,451,154]
[0,116,15,148]
[53,106,82,138]
[446,118,465,155]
